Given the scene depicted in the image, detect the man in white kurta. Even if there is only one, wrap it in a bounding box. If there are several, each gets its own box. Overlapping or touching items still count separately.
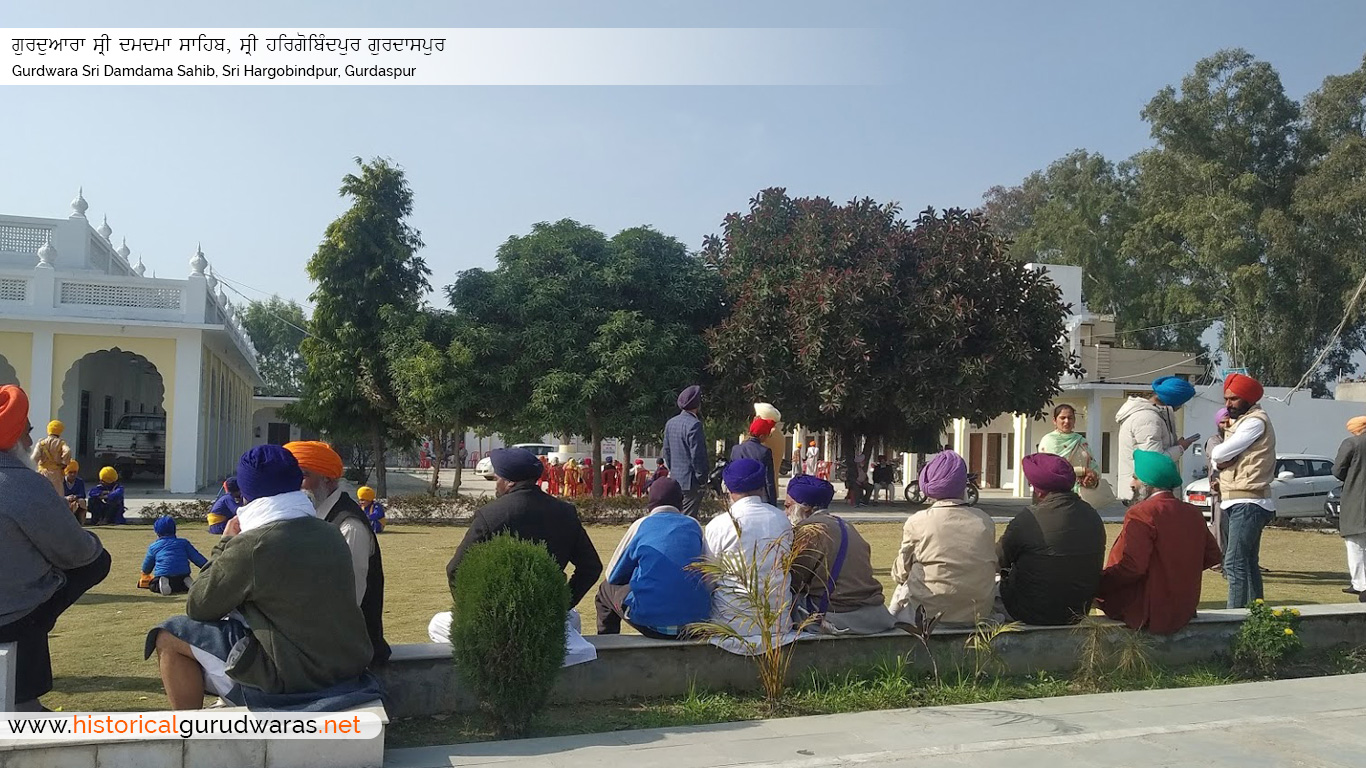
[703,457,795,652]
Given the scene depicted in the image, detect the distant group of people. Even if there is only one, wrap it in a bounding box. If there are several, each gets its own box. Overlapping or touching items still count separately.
[537,455,661,499]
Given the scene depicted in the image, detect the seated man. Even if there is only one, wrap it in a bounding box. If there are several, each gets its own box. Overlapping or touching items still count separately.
[1095,450,1222,634]
[702,458,794,645]
[63,459,87,524]
[145,445,374,709]
[87,466,126,526]
[140,516,208,595]
[0,385,111,712]
[786,475,895,634]
[206,477,242,535]
[597,477,710,638]
[997,453,1106,625]
[888,451,997,627]
[432,447,603,666]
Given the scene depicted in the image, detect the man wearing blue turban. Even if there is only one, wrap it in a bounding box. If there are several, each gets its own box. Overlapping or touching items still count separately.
[786,476,894,634]
[702,458,795,647]
[1115,376,1199,502]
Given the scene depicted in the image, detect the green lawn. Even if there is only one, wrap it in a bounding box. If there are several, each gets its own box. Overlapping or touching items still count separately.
[42,520,1357,713]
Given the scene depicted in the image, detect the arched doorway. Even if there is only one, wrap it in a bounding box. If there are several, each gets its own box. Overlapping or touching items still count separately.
[57,348,166,482]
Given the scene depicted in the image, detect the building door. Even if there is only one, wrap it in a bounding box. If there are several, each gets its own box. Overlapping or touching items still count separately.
[78,390,91,456]
[267,423,291,446]
[985,433,1002,489]
[968,433,984,478]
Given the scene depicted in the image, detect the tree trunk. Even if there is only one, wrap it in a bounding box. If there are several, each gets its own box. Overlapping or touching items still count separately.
[371,425,388,498]
[622,435,634,466]
[450,424,463,496]
[588,414,603,498]
[840,430,860,505]
[430,429,445,496]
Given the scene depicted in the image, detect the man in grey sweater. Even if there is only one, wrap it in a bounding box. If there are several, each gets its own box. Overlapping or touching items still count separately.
[0,385,111,712]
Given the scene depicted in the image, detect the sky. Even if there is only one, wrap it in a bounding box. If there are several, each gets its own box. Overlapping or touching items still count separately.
[4,1,1366,309]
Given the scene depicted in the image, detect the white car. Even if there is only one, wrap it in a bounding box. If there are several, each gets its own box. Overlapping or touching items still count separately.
[475,443,559,480]
[1183,454,1337,519]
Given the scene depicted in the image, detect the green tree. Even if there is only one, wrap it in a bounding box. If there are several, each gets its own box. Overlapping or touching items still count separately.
[287,157,430,496]
[1130,48,1355,390]
[386,307,485,495]
[448,221,721,495]
[980,151,1205,351]
[703,189,1078,478]
[241,297,309,396]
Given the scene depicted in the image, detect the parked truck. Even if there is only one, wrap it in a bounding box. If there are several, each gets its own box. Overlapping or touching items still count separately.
[94,413,166,478]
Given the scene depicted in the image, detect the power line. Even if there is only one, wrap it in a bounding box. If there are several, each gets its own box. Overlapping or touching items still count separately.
[1265,268,1366,405]
[1111,316,1224,337]
[1114,350,1215,381]
[213,273,315,340]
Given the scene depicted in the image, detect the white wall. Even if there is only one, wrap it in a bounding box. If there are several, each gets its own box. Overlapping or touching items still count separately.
[1183,386,1366,479]
[252,407,303,447]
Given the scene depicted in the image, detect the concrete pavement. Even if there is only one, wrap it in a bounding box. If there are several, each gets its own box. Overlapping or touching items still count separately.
[384,673,1366,767]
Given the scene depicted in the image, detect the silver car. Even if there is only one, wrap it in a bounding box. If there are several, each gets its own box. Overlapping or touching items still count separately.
[1183,454,1337,519]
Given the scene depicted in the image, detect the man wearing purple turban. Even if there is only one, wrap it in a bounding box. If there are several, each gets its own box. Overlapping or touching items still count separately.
[887,451,998,626]
[664,385,709,518]
[786,476,894,634]
[996,453,1106,625]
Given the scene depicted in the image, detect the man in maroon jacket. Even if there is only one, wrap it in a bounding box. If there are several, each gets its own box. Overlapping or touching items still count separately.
[1096,450,1222,634]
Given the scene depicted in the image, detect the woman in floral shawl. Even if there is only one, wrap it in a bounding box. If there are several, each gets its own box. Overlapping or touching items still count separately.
[1037,404,1115,507]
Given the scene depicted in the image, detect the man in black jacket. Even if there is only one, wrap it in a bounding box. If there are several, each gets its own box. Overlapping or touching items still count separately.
[447,447,603,606]
[997,453,1106,625]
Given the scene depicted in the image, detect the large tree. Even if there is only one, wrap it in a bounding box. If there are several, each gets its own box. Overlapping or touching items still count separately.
[447,220,721,495]
[704,189,1078,477]
[980,151,1206,351]
[241,297,309,396]
[288,157,430,495]
[386,307,484,495]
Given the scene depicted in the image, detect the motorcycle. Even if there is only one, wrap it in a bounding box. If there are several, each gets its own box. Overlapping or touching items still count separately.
[904,472,981,506]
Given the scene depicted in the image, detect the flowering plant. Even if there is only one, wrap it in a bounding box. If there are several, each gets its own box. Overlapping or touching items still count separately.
[1231,600,1303,677]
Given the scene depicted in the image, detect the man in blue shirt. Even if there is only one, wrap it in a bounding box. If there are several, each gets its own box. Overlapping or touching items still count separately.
[663,384,709,519]
[596,477,710,638]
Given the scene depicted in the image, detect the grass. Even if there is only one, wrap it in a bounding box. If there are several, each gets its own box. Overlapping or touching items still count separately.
[43,520,1358,713]
[384,645,1366,748]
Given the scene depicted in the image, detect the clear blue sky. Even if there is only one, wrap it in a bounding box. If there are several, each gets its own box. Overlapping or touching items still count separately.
[4,1,1365,307]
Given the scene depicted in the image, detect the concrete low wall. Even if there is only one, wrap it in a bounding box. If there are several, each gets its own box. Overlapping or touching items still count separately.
[377,603,1366,718]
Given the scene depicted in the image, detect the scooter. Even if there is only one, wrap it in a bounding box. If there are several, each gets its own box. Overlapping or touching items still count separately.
[904,472,981,506]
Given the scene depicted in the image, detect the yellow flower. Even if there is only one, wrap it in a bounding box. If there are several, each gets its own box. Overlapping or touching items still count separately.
[1272,609,1283,617]
[1289,608,1301,617]
[1254,598,1265,605]
[1283,628,1294,636]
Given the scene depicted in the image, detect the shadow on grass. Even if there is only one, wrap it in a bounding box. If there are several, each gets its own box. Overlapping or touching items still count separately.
[77,592,174,606]
[55,676,166,695]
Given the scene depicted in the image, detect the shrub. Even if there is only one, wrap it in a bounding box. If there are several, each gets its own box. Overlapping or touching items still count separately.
[142,499,212,522]
[685,523,822,709]
[449,534,570,737]
[1231,600,1303,677]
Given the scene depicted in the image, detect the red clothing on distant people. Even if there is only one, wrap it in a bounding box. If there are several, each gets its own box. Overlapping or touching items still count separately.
[538,457,551,491]
[1095,491,1222,634]
[548,464,564,496]
[602,463,619,496]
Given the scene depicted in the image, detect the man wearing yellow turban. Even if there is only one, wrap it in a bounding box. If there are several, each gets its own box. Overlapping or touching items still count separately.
[283,441,389,665]
[31,419,72,497]
[63,460,88,524]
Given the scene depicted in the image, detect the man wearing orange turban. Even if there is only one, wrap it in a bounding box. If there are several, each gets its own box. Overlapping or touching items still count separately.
[1335,418,1366,599]
[283,441,389,665]
[0,385,111,711]
[1208,373,1276,608]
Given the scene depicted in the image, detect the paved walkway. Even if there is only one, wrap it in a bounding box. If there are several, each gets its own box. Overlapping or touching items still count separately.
[384,674,1366,767]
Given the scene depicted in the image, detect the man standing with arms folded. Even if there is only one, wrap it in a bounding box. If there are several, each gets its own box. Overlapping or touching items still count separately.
[1208,373,1276,608]
[664,384,709,518]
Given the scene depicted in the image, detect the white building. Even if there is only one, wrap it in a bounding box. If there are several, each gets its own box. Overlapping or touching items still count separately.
[0,191,284,492]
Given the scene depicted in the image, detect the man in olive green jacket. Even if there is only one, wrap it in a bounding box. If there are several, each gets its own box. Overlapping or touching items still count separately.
[146,446,372,709]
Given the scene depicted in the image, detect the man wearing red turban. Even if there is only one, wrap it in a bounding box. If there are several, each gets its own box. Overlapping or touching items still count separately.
[730,416,778,506]
[1208,373,1276,608]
